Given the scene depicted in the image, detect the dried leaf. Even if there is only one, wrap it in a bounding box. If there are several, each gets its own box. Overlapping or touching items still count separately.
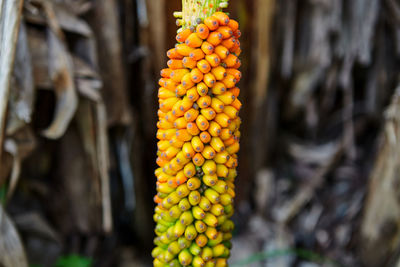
[76,99,112,233]
[73,55,103,101]
[3,127,35,200]
[24,1,93,37]
[14,212,61,243]
[361,85,400,266]
[27,26,52,89]
[95,101,112,233]
[0,205,28,267]
[7,22,35,136]
[41,28,78,139]
[0,0,24,160]
[52,3,93,37]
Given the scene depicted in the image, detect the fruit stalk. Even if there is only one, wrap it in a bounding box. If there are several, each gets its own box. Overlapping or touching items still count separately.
[153,1,241,266]
[179,0,228,29]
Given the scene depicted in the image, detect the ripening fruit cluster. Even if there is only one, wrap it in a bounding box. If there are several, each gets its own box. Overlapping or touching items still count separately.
[153,11,242,267]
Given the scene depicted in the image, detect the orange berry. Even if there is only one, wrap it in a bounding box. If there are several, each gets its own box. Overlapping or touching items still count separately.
[196,82,208,96]
[196,114,210,131]
[200,131,211,143]
[201,41,214,55]
[202,145,216,159]
[161,78,177,91]
[221,37,236,49]
[170,69,189,83]
[189,48,205,60]
[169,136,184,148]
[157,140,169,151]
[205,53,221,67]
[230,39,241,52]
[167,48,184,59]
[156,156,167,167]
[203,73,216,87]
[220,128,233,140]
[154,195,162,204]
[215,113,231,128]
[214,151,231,165]
[215,45,230,59]
[159,97,179,112]
[181,73,195,89]
[226,68,241,81]
[182,57,197,69]
[174,117,188,129]
[204,16,219,30]
[200,107,216,121]
[191,136,204,152]
[217,26,233,39]
[212,12,230,26]
[186,87,200,102]
[221,74,237,88]
[172,100,185,116]
[211,98,225,113]
[160,68,172,78]
[167,176,178,187]
[231,98,242,110]
[211,66,227,80]
[156,129,176,140]
[176,152,190,168]
[158,78,168,88]
[176,129,192,141]
[176,28,192,43]
[157,109,166,119]
[180,97,193,111]
[158,87,175,99]
[175,43,194,56]
[186,33,203,48]
[207,31,223,46]
[164,146,180,159]
[233,59,241,68]
[176,172,188,185]
[190,68,204,83]
[192,153,205,166]
[229,87,240,98]
[224,106,239,119]
[197,59,211,73]
[233,29,241,38]
[223,54,239,68]
[227,19,239,31]
[197,95,211,109]
[208,121,222,137]
[211,82,226,95]
[184,162,196,178]
[169,158,183,172]
[233,47,242,56]
[175,84,187,97]
[182,142,195,159]
[226,141,240,154]
[196,23,210,39]
[187,121,200,135]
[165,111,178,123]
[167,59,184,70]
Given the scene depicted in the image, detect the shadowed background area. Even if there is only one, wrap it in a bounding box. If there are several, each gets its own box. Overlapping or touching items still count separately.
[1,0,400,266]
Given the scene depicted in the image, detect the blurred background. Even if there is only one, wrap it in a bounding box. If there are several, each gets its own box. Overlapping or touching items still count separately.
[1,0,400,266]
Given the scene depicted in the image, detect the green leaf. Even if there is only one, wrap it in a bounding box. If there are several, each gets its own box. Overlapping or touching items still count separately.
[55,254,92,267]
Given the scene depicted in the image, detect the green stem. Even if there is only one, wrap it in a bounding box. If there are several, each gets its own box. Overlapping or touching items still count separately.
[181,0,228,28]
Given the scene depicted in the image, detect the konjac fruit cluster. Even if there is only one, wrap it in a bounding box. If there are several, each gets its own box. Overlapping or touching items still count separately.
[153,11,241,267]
